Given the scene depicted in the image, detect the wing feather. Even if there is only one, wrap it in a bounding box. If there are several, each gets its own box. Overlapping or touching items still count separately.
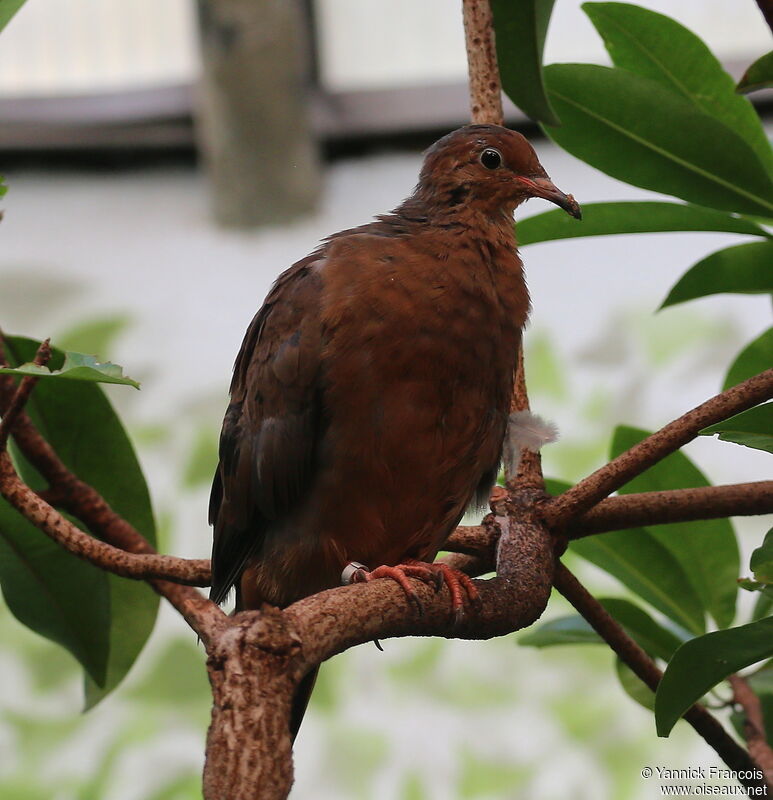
[209,255,325,605]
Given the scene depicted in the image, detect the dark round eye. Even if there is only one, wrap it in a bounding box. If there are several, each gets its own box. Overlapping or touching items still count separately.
[480,148,502,169]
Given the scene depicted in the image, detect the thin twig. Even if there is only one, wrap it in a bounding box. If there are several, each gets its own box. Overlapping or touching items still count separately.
[555,563,768,794]
[0,336,222,641]
[0,339,51,449]
[462,0,543,489]
[0,453,210,584]
[729,674,773,786]
[462,0,504,125]
[546,370,773,529]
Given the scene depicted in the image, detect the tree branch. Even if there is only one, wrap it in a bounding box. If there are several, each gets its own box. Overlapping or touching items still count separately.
[462,0,504,125]
[0,453,210,585]
[0,338,50,449]
[729,674,773,786]
[568,481,773,539]
[546,370,773,529]
[0,342,222,643]
[461,0,544,489]
[554,563,769,795]
[286,493,554,667]
[446,480,773,560]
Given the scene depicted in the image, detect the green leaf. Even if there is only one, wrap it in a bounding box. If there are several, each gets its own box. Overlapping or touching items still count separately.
[612,426,739,629]
[0,336,158,703]
[700,403,773,455]
[521,597,684,660]
[753,587,773,621]
[0,176,7,199]
[655,617,773,736]
[542,64,773,218]
[600,597,684,660]
[571,532,706,635]
[660,241,773,309]
[724,328,773,391]
[491,0,560,125]
[545,477,572,496]
[616,658,654,710]
[0,0,27,33]
[517,201,771,246]
[0,498,111,686]
[583,3,773,176]
[519,614,602,647]
[750,529,773,582]
[737,51,773,94]
[0,351,139,388]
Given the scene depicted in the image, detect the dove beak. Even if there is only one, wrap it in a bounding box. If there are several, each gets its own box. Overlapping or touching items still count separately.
[517,175,582,219]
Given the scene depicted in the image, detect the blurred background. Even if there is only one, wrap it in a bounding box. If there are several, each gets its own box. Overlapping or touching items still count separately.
[1,1,772,798]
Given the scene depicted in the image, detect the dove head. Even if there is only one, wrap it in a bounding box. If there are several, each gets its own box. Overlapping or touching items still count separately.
[415,124,581,221]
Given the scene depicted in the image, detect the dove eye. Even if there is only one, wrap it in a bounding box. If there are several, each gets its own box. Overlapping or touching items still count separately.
[480,148,502,170]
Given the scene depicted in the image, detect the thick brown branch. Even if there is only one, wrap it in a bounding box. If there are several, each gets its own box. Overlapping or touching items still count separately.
[729,674,773,786]
[462,0,504,125]
[568,482,773,539]
[555,564,768,794]
[445,524,491,557]
[546,370,773,529]
[287,491,553,668]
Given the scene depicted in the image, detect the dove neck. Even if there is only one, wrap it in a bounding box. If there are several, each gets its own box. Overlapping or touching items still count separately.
[396,191,518,242]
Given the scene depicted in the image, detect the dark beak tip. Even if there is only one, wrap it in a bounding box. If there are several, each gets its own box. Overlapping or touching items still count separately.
[564,194,582,220]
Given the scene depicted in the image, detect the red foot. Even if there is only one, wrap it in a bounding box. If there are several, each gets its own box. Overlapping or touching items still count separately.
[342,559,479,622]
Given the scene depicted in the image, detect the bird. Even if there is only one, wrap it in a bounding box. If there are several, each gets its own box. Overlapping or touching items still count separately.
[208,123,580,737]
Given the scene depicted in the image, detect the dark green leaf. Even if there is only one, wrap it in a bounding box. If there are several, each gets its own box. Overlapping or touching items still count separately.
[0,499,111,686]
[616,658,654,710]
[612,426,739,629]
[0,351,139,388]
[0,0,27,33]
[543,64,773,218]
[519,614,602,647]
[571,531,705,635]
[583,3,773,176]
[545,477,572,496]
[491,0,560,125]
[599,597,684,660]
[700,403,773,455]
[724,328,773,390]
[737,51,773,94]
[660,241,773,308]
[0,336,158,704]
[655,617,773,736]
[517,201,771,246]
[521,596,684,660]
[750,529,773,582]
[753,587,773,621]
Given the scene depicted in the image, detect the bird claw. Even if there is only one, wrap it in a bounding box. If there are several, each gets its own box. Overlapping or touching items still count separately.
[341,559,479,622]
